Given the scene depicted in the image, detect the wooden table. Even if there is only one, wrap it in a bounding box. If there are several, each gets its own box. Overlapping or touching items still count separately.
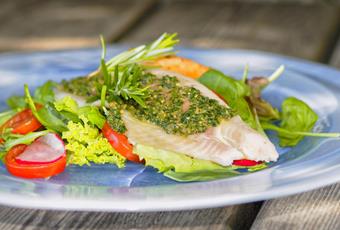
[0,0,339,229]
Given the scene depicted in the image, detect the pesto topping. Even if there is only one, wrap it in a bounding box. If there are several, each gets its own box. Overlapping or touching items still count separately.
[61,77,102,98]
[61,73,232,136]
[106,106,127,134]
[129,74,232,136]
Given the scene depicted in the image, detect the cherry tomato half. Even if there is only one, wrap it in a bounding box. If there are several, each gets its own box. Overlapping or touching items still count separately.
[0,108,42,135]
[102,122,142,163]
[5,144,66,179]
[233,159,262,166]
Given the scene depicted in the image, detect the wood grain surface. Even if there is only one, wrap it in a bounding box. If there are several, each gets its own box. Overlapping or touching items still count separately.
[0,0,156,51]
[0,203,261,230]
[251,184,340,230]
[122,0,340,61]
[330,38,340,67]
[0,0,339,229]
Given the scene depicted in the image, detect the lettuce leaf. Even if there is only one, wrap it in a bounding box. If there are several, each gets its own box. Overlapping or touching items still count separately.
[34,81,57,104]
[134,144,266,182]
[63,116,125,168]
[8,81,57,110]
[54,96,105,129]
[0,110,16,126]
[25,85,68,133]
[0,130,50,152]
[135,144,227,172]
[6,96,26,110]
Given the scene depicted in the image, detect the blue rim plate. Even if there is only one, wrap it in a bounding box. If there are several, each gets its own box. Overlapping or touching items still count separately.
[0,47,339,212]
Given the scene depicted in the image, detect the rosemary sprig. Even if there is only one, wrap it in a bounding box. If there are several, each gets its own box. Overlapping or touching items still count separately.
[99,45,148,107]
[88,33,179,78]
[103,64,149,107]
[106,33,179,70]
[98,34,178,107]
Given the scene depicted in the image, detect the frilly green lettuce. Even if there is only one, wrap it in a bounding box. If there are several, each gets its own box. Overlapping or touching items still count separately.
[63,116,125,168]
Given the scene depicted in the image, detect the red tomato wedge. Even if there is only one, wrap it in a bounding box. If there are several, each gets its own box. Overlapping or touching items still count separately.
[0,107,42,135]
[233,159,262,166]
[102,122,142,163]
[5,133,66,179]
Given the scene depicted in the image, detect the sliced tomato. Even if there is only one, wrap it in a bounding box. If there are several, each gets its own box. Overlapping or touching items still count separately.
[0,107,42,135]
[233,159,262,166]
[5,144,66,179]
[102,122,142,163]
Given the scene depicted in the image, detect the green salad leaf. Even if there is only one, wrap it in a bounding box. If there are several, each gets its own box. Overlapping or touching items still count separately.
[0,110,16,126]
[261,97,339,146]
[6,96,27,110]
[279,97,318,146]
[0,130,50,152]
[34,81,57,104]
[198,69,260,131]
[54,96,106,129]
[7,81,57,110]
[25,84,68,133]
[134,144,266,182]
[135,144,227,172]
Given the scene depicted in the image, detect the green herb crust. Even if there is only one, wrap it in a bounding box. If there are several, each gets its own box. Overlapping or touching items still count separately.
[61,73,232,136]
[61,77,101,98]
[129,74,232,135]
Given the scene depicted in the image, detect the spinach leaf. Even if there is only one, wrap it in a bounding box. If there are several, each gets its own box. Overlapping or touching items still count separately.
[198,69,259,130]
[262,97,318,146]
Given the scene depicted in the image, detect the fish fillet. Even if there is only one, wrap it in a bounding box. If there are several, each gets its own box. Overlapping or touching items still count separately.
[123,69,279,165]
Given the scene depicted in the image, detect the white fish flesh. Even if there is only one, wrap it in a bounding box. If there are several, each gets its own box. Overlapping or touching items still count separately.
[123,69,279,166]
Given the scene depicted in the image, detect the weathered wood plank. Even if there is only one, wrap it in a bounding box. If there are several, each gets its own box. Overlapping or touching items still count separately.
[251,40,340,230]
[330,39,340,67]
[251,184,340,230]
[0,0,156,51]
[122,0,340,61]
[0,203,261,230]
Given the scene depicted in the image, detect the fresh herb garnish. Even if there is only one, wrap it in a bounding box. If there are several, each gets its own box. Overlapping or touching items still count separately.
[94,33,179,107]
[105,33,179,71]
[103,64,149,107]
